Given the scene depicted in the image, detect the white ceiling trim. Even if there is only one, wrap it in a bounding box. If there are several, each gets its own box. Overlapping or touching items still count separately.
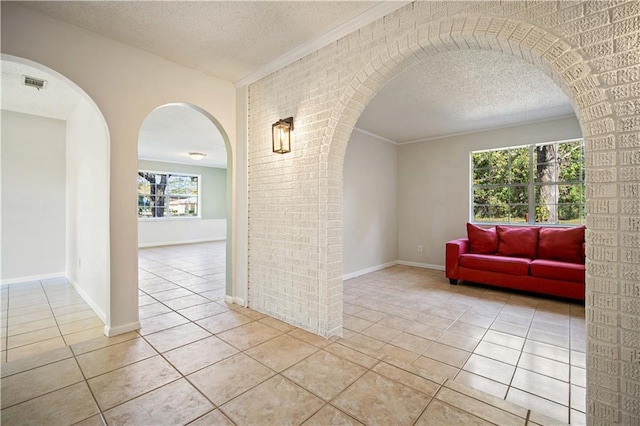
[353,127,398,145]
[234,1,411,87]
[396,113,577,145]
[138,156,227,170]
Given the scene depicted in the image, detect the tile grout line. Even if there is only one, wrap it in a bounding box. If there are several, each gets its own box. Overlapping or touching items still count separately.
[412,376,449,425]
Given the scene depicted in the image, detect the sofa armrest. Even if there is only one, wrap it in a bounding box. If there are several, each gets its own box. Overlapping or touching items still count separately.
[446,238,469,280]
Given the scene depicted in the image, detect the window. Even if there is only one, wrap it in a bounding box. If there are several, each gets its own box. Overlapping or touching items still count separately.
[471,139,585,225]
[138,171,200,219]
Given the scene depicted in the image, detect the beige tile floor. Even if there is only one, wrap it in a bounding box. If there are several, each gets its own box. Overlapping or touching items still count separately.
[0,242,585,425]
[1,277,105,363]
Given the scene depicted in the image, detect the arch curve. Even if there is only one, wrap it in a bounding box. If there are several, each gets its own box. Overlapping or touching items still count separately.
[324,16,610,162]
[137,102,235,296]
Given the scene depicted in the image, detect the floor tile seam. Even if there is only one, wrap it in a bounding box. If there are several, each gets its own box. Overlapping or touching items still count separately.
[5,327,64,351]
[508,381,571,409]
[65,350,109,422]
[305,357,387,425]
[520,344,571,365]
[0,370,88,411]
[514,359,574,384]
[377,357,447,393]
[97,376,186,416]
[281,356,372,406]
[80,351,177,385]
[36,279,69,356]
[410,375,449,425]
[442,378,542,424]
[131,330,225,412]
[69,332,143,357]
[198,367,279,411]
[189,408,237,426]
[1,349,76,378]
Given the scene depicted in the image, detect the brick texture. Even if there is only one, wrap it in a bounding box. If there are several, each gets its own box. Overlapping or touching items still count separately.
[247,2,640,423]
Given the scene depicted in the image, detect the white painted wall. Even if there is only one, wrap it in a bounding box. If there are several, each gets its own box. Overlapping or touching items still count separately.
[1,3,237,334]
[396,116,582,268]
[343,129,397,277]
[1,110,67,282]
[138,219,226,248]
[66,98,109,320]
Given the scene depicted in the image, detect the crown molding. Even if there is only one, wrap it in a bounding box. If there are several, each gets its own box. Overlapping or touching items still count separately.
[353,127,398,145]
[397,114,578,145]
[234,1,412,87]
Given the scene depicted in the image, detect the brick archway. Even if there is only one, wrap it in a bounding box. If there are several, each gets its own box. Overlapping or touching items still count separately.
[321,16,619,425]
[247,4,638,423]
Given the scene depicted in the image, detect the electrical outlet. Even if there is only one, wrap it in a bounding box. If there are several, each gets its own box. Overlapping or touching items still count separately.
[417,245,423,253]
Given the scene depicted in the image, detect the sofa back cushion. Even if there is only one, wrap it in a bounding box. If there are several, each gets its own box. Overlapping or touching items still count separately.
[538,225,585,264]
[497,226,539,258]
[466,223,498,254]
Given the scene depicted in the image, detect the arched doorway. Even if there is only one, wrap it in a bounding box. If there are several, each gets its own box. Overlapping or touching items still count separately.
[318,15,611,426]
[1,54,111,347]
[136,103,234,327]
[322,16,607,332]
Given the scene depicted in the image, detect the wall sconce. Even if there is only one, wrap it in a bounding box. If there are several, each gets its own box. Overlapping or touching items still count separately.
[189,152,206,160]
[272,117,293,154]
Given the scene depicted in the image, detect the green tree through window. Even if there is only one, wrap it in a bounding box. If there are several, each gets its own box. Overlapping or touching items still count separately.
[138,172,199,218]
[471,139,585,225]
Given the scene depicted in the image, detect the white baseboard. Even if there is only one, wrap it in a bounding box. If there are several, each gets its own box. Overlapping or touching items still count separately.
[1,271,66,286]
[224,295,247,307]
[397,260,445,271]
[342,261,398,280]
[104,321,141,337]
[67,277,107,323]
[138,238,226,248]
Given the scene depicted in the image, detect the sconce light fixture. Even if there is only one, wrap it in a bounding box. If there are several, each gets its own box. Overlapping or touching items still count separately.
[188,152,207,161]
[272,117,293,154]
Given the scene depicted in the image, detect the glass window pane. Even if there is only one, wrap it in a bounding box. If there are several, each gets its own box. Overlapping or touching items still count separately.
[535,204,555,224]
[473,205,490,222]
[509,147,529,184]
[558,203,581,224]
[473,152,490,169]
[509,204,528,223]
[536,162,558,183]
[509,186,528,204]
[471,139,583,225]
[490,205,508,222]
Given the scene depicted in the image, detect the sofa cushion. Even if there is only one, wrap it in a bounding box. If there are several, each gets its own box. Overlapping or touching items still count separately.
[538,226,585,264]
[497,226,539,259]
[467,223,498,254]
[530,259,585,283]
[459,254,530,276]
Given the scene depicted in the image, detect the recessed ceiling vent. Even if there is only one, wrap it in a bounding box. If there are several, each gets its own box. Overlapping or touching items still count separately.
[22,75,47,90]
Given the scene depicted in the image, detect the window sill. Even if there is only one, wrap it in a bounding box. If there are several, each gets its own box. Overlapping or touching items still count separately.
[138,217,202,222]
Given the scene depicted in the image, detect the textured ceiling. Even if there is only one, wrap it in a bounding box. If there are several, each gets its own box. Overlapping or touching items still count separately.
[20,1,378,83]
[139,104,227,168]
[356,50,575,143]
[4,5,575,162]
[1,61,81,120]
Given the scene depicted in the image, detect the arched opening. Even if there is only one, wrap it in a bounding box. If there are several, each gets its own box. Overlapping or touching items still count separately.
[136,103,234,329]
[1,54,111,360]
[326,18,608,425]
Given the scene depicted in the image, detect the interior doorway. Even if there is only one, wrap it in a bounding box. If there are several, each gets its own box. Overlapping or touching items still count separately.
[136,103,234,329]
[1,54,111,357]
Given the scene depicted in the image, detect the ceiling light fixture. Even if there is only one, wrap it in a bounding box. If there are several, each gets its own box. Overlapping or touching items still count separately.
[189,152,207,161]
[272,117,293,154]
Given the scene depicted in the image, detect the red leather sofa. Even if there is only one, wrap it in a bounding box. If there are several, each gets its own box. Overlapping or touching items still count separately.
[446,223,585,301]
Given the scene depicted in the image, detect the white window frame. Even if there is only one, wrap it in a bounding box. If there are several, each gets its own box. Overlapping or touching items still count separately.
[137,170,202,221]
[469,138,585,227]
